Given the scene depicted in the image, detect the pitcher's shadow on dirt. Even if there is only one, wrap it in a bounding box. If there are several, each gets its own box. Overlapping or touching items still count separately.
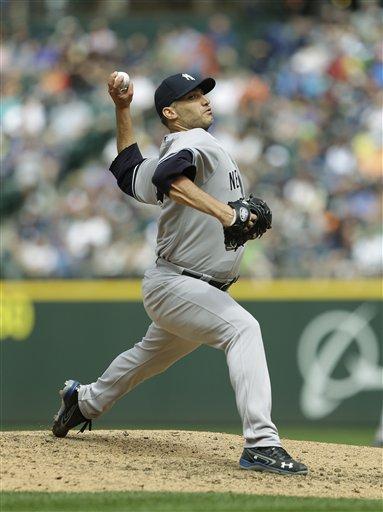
[56,431,219,461]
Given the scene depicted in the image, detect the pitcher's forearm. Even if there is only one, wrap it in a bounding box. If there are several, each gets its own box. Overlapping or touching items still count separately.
[169,176,235,227]
[116,107,136,153]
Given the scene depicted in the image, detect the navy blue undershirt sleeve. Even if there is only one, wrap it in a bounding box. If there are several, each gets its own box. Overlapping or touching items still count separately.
[109,143,144,197]
[152,150,196,196]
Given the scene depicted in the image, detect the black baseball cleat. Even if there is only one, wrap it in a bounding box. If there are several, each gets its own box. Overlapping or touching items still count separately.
[52,379,92,438]
[239,446,308,475]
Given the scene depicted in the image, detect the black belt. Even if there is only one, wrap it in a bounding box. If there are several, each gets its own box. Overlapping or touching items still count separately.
[181,269,237,291]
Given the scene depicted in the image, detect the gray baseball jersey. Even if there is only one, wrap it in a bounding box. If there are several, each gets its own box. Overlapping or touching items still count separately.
[132,128,245,281]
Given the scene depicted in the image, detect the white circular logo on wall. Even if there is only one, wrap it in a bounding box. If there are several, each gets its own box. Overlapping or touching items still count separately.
[297,304,382,419]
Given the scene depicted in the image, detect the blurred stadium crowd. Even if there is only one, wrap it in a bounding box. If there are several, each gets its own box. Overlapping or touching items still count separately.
[2,2,382,278]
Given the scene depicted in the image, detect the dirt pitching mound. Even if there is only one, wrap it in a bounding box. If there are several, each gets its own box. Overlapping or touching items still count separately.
[1,430,381,499]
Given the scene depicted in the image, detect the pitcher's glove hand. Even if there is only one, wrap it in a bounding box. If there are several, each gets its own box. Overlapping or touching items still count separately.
[223,195,272,251]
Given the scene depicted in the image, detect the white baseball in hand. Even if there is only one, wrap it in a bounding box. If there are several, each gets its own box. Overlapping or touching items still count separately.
[116,71,130,92]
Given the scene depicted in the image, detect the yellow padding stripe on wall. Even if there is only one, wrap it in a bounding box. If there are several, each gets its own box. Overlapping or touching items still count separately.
[1,280,381,301]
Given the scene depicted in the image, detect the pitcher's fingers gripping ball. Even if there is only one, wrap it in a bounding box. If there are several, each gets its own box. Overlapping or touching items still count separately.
[108,71,134,107]
[116,71,130,92]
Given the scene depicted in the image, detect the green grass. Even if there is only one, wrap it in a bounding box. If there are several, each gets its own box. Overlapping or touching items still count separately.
[1,492,381,512]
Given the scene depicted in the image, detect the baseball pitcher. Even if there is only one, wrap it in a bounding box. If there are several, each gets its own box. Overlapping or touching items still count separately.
[52,71,308,475]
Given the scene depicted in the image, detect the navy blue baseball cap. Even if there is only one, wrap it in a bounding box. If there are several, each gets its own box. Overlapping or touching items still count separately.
[154,73,216,117]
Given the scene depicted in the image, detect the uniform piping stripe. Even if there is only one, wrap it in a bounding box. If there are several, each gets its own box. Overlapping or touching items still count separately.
[158,152,178,165]
[185,148,196,165]
[158,148,196,166]
[131,159,146,200]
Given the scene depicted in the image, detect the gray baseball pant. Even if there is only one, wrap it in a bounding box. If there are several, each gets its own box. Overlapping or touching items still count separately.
[78,264,281,448]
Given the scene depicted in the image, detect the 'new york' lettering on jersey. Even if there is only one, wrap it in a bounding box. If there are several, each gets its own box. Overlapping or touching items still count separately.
[229,169,241,191]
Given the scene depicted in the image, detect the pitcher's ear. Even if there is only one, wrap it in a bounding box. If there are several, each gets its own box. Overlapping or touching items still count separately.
[162,106,177,121]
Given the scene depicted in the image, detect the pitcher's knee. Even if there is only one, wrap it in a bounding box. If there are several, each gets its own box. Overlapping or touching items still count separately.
[224,314,261,350]
[249,316,261,335]
[236,314,261,338]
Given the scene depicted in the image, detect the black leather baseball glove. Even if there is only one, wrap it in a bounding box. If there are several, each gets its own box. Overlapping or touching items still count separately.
[223,195,272,251]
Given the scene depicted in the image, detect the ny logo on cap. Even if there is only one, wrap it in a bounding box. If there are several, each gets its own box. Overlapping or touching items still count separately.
[182,73,195,81]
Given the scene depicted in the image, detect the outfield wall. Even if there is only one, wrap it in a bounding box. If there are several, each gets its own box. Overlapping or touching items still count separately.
[1,280,382,427]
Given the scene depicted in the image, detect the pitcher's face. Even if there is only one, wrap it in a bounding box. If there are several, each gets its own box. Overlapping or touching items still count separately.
[164,88,213,131]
